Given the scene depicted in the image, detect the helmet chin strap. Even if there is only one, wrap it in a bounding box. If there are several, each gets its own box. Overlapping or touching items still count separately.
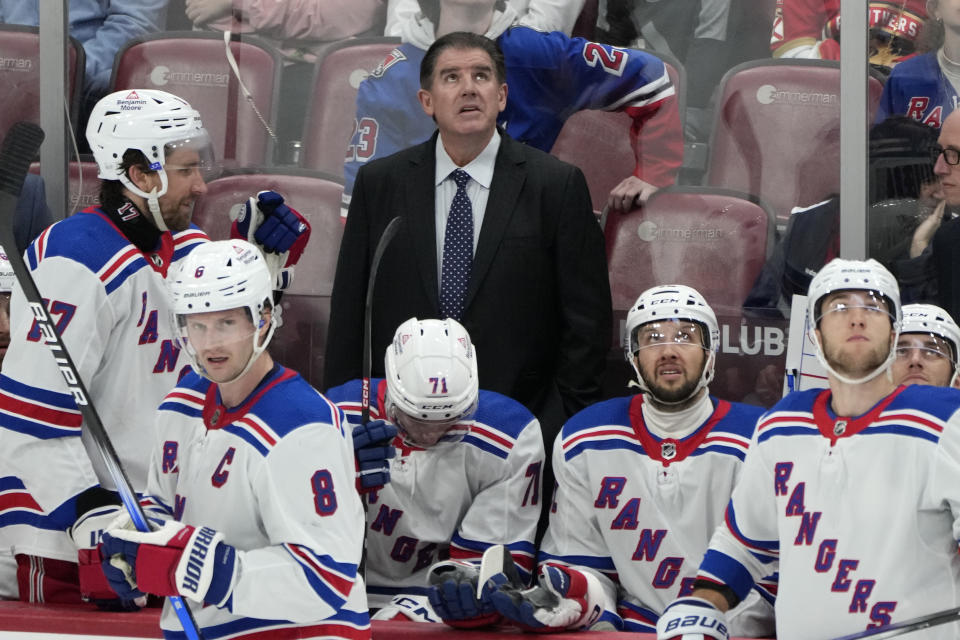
[119,170,169,232]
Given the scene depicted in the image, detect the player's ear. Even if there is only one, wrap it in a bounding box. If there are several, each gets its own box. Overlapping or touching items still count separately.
[127,163,157,193]
[497,81,507,112]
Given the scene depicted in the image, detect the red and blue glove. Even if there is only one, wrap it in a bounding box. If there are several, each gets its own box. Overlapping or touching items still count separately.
[230,190,311,290]
[352,419,397,493]
[100,516,237,607]
[69,501,145,611]
[426,560,501,629]
[487,564,605,631]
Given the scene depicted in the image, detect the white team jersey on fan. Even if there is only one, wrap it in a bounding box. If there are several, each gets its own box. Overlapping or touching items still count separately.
[148,367,370,639]
[540,392,775,635]
[700,384,960,639]
[0,209,206,561]
[326,378,545,610]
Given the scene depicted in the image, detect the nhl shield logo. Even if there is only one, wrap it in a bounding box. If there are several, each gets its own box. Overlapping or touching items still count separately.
[661,441,677,460]
[833,420,847,436]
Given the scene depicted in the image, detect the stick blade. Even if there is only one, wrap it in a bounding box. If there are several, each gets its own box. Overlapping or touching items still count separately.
[0,122,44,199]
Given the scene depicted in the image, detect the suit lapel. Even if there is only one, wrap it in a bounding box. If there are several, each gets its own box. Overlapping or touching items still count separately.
[465,134,526,310]
[405,134,441,312]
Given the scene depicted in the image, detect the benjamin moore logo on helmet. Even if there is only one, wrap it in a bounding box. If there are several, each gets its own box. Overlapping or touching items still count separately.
[756,84,838,107]
[119,90,148,110]
[150,65,228,88]
[636,221,722,242]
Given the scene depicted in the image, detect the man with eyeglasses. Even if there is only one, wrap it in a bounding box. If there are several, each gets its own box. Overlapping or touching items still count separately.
[657,258,960,640]
[480,285,774,635]
[325,317,545,626]
[891,303,960,388]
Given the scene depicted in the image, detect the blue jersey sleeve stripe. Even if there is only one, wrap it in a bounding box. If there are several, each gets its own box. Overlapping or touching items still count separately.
[564,438,645,461]
[537,550,617,573]
[0,374,82,410]
[757,425,821,443]
[700,549,757,601]
[461,434,509,459]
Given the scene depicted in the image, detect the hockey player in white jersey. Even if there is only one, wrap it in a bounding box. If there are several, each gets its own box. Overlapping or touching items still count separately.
[324,317,545,627]
[658,259,960,640]
[0,89,308,607]
[482,285,774,634]
[98,239,370,639]
[891,303,960,388]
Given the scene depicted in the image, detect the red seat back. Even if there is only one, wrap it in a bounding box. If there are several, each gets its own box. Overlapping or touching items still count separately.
[192,171,344,388]
[705,59,883,225]
[0,25,83,143]
[300,38,401,176]
[110,32,281,169]
[29,160,101,215]
[605,186,774,319]
[551,49,685,212]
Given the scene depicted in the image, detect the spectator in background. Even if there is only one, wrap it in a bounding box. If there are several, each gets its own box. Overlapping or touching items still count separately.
[184,0,387,152]
[386,0,585,42]
[770,0,927,74]
[343,0,682,217]
[14,174,53,254]
[0,1,168,115]
[877,0,960,128]
[594,0,731,141]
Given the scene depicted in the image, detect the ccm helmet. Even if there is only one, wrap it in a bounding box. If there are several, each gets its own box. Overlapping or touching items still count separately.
[806,258,901,384]
[87,89,214,231]
[0,247,14,294]
[624,284,719,403]
[384,317,479,446]
[900,303,960,385]
[169,239,275,382]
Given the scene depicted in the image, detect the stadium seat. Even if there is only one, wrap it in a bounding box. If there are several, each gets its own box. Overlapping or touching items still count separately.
[29,159,101,215]
[300,37,401,176]
[192,170,345,389]
[605,185,775,319]
[0,25,83,144]
[704,59,884,226]
[550,48,685,212]
[110,31,281,168]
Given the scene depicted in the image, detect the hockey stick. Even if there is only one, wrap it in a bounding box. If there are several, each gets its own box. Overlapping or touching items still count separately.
[832,606,960,640]
[0,122,204,640]
[360,215,402,424]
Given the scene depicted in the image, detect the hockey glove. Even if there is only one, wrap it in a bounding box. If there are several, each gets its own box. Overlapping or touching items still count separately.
[69,500,145,610]
[656,597,730,640]
[426,560,501,629]
[230,190,311,290]
[352,419,397,493]
[101,516,237,607]
[488,564,605,631]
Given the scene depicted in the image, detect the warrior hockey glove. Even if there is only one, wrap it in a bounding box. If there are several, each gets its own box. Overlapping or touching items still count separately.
[230,190,311,290]
[352,419,397,492]
[101,516,237,607]
[69,498,145,611]
[488,564,605,631]
[656,597,730,640]
[426,560,501,629]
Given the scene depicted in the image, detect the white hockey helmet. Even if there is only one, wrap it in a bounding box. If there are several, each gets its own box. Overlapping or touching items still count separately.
[169,239,275,383]
[384,317,479,446]
[900,303,960,385]
[806,258,901,384]
[86,89,214,231]
[0,247,14,294]
[624,284,719,402]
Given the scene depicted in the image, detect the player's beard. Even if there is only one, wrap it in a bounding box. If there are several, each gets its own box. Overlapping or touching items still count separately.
[638,360,703,406]
[821,333,892,378]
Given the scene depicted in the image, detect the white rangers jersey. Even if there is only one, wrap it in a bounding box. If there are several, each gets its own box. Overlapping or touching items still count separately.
[540,393,774,634]
[699,385,960,639]
[325,378,545,610]
[148,366,370,639]
[0,208,206,562]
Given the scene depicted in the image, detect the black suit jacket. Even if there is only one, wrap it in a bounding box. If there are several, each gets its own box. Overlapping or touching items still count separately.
[324,131,611,434]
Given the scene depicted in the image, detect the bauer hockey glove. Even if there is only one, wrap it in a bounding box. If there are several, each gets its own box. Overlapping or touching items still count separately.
[656,597,730,640]
[426,559,501,629]
[100,516,237,607]
[352,419,397,492]
[488,564,605,631]
[69,495,146,611]
[230,190,311,290]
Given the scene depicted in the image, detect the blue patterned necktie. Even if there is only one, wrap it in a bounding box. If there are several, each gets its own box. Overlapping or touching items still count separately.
[439,168,473,321]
